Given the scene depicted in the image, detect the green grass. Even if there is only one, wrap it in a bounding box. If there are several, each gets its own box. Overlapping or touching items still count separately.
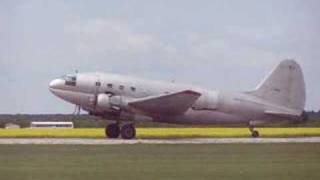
[0,144,319,180]
[0,128,319,138]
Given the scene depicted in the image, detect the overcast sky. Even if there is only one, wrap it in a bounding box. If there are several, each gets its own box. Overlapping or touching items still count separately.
[1,0,319,114]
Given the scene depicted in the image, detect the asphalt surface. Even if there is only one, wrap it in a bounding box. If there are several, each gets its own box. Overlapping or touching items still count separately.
[0,137,319,145]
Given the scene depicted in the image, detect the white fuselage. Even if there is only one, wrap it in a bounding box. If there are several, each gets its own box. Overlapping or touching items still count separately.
[49,72,295,125]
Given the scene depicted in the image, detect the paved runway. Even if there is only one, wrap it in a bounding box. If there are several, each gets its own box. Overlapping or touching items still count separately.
[0,137,319,145]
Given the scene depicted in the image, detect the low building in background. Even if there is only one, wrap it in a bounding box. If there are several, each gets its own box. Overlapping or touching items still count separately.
[5,123,21,129]
[30,122,74,129]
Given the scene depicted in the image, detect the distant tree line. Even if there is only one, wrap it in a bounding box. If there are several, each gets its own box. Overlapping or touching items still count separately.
[0,114,185,128]
[0,111,319,128]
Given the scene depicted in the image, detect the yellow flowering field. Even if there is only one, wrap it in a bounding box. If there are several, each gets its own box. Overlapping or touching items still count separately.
[0,128,319,138]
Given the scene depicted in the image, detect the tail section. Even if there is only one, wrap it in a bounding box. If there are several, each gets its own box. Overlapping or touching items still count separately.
[251,59,306,113]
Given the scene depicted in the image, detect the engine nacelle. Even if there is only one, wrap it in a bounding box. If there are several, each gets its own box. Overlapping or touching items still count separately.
[96,94,112,110]
[96,94,127,113]
[91,94,134,120]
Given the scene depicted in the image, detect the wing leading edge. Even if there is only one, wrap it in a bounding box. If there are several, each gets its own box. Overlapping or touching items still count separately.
[128,90,201,116]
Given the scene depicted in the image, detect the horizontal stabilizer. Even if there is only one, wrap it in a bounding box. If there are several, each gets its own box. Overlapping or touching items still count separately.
[128,90,201,116]
[265,110,302,119]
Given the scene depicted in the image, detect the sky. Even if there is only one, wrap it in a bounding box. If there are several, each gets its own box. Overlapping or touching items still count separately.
[0,0,319,114]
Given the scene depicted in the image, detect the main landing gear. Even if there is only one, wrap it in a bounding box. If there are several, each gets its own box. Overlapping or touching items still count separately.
[249,125,259,138]
[105,123,136,139]
[105,123,120,138]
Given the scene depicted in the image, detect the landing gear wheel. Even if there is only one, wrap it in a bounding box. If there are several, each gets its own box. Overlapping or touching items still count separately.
[121,124,136,139]
[105,123,120,138]
[251,130,259,138]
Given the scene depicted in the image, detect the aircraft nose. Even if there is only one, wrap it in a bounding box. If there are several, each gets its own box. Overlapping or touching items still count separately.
[49,79,64,90]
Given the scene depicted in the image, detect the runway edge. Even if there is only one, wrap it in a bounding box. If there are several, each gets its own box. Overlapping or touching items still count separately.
[0,137,320,145]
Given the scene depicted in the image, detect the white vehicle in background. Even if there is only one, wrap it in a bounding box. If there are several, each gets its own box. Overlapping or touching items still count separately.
[49,60,307,139]
[30,122,74,129]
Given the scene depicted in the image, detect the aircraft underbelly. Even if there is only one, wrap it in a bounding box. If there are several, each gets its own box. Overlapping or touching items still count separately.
[165,110,248,125]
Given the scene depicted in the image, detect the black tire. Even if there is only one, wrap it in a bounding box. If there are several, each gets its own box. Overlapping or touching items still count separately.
[121,124,136,139]
[105,123,120,138]
[252,130,259,138]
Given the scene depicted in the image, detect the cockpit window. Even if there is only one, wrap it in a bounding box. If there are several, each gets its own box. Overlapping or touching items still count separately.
[63,74,77,86]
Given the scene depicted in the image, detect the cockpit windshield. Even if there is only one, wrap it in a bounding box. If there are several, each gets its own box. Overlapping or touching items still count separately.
[62,74,77,86]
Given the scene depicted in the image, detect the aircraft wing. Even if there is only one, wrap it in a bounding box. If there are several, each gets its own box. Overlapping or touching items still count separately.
[128,90,201,116]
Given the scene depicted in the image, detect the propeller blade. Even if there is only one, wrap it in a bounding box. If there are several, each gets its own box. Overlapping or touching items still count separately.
[73,105,81,115]
[77,105,81,115]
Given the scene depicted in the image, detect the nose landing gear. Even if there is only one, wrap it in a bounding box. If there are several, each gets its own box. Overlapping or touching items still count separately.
[105,123,136,139]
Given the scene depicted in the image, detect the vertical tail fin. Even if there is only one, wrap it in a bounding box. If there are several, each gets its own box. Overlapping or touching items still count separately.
[251,59,306,113]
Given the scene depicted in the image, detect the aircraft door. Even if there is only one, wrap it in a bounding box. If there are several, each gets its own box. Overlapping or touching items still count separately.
[95,74,101,94]
[90,74,102,111]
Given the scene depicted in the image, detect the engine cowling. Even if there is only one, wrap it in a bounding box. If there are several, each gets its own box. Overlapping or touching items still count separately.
[90,94,134,120]
[96,94,112,110]
[95,94,127,113]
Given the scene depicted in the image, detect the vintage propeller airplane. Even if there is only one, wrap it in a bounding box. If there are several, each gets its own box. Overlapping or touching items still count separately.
[49,60,306,139]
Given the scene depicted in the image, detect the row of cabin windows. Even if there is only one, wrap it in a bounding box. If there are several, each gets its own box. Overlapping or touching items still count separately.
[96,82,136,92]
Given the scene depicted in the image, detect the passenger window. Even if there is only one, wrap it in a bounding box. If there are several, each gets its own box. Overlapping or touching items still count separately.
[96,82,101,87]
[119,85,124,90]
[131,87,136,92]
[107,83,113,88]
